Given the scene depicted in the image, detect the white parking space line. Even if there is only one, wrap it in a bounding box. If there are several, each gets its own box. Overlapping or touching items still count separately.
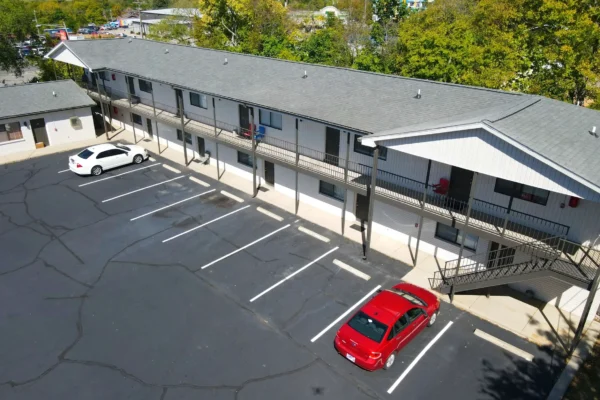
[220,190,244,203]
[332,259,371,281]
[162,205,251,243]
[102,175,186,203]
[162,164,181,174]
[310,285,381,343]
[189,176,210,187]
[256,207,284,221]
[58,169,70,174]
[200,224,291,270]
[298,226,330,243]
[130,189,216,221]
[473,329,534,361]
[149,157,156,162]
[387,321,454,394]
[249,247,339,303]
[79,163,161,187]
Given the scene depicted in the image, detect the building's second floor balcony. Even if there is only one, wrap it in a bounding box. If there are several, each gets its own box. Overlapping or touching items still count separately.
[81,82,572,248]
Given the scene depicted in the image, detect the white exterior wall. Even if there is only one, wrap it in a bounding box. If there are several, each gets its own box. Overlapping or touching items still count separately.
[0,107,95,156]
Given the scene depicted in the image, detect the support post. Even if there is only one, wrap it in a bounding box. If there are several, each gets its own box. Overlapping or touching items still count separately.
[213,98,220,180]
[177,92,188,165]
[94,72,109,140]
[251,109,257,197]
[570,264,600,355]
[501,196,514,236]
[456,172,479,269]
[295,118,299,215]
[341,132,350,235]
[150,87,161,153]
[414,159,432,266]
[364,146,380,260]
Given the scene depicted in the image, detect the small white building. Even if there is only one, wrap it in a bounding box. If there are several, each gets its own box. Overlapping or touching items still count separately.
[0,80,97,156]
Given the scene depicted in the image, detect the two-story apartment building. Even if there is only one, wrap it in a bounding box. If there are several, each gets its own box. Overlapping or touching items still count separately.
[45,38,600,323]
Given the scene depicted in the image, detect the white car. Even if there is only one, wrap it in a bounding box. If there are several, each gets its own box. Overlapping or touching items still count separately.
[69,143,148,176]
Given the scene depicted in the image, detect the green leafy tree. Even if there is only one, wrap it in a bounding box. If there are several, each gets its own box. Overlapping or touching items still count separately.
[0,0,34,75]
[148,17,190,43]
[299,14,352,66]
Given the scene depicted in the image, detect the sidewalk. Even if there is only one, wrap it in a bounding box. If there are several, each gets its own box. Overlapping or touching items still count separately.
[4,127,599,356]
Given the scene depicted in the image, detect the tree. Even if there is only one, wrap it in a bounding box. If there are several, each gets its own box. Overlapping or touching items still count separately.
[0,0,34,75]
[148,17,190,44]
[299,14,352,66]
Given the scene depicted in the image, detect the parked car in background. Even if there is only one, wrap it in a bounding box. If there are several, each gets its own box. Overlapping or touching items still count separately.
[69,143,148,176]
[334,282,440,371]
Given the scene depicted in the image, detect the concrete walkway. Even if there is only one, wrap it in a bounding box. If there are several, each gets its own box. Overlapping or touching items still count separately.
[3,127,599,356]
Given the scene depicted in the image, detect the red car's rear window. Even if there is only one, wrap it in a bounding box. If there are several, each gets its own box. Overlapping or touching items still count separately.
[348,311,388,343]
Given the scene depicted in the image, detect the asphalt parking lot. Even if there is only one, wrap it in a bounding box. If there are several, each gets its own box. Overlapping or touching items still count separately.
[0,145,566,399]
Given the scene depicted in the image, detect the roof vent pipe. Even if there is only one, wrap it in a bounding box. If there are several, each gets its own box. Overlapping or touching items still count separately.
[52,91,56,97]
[415,89,421,99]
[128,38,132,43]
[591,126,598,137]
[165,49,169,54]
[224,58,228,65]
[303,70,307,79]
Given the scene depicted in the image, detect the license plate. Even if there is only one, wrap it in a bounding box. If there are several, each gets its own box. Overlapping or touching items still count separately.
[346,353,356,363]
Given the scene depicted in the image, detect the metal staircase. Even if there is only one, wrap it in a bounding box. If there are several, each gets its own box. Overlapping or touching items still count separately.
[430,236,599,296]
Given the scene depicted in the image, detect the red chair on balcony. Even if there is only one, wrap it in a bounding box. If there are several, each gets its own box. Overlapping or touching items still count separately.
[432,178,449,195]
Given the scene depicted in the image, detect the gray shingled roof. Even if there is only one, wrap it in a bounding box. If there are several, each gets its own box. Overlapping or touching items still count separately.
[58,38,524,134]
[0,80,95,120]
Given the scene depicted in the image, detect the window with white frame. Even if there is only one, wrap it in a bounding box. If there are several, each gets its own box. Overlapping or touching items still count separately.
[0,122,23,143]
[319,180,344,202]
[237,151,253,167]
[98,71,108,81]
[494,178,549,206]
[139,79,152,93]
[435,223,479,251]
[259,109,282,130]
[176,129,192,144]
[190,92,208,109]
[132,113,142,125]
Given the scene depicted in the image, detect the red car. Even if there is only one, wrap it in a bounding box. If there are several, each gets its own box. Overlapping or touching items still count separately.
[334,282,440,371]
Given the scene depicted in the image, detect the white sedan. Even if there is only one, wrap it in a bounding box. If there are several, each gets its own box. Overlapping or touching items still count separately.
[69,143,149,176]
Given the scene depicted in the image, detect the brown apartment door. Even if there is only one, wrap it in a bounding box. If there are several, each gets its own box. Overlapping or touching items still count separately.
[174,89,183,117]
[355,193,369,221]
[264,161,275,186]
[325,127,340,166]
[448,166,474,205]
[127,76,136,96]
[146,118,153,138]
[239,104,250,131]
[30,118,49,146]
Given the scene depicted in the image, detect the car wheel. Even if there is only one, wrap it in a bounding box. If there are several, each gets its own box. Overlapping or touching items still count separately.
[91,166,103,176]
[133,154,144,164]
[383,353,395,370]
[428,310,438,327]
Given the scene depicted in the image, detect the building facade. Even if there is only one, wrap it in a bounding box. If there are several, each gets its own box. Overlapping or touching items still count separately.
[0,80,97,156]
[46,39,600,321]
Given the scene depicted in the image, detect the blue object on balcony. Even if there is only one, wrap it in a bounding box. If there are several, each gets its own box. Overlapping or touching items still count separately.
[255,125,266,140]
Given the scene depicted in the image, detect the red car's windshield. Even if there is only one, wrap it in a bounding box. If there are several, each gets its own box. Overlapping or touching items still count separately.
[347,311,388,343]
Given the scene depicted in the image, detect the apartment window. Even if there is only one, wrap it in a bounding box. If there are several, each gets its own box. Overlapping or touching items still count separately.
[132,113,142,125]
[0,122,23,143]
[259,110,282,130]
[237,151,253,167]
[98,71,108,81]
[354,134,387,160]
[190,92,208,109]
[176,129,192,145]
[494,178,549,206]
[139,79,152,93]
[435,223,479,251]
[319,180,344,202]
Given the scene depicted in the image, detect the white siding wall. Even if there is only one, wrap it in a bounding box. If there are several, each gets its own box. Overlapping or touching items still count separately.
[383,129,600,201]
[0,107,95,156]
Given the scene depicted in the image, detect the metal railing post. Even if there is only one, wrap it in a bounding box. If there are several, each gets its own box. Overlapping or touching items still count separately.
[177,92,188,165]
[213,98,220,180]
[341,132,350,235]
[251,110,257,197]
[457,172,478,269]
[94,72,109,140]
[414,159,432,266]
[364,146,380,260]
[295,118,299,215]
[501,196,513,236]
[150,86,161,153]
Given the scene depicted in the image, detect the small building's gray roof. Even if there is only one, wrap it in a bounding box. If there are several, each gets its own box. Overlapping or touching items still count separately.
[0,80,96,120]
[142,8,201,17]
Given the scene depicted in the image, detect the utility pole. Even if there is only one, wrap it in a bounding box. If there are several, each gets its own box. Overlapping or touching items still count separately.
[133,0,144,38]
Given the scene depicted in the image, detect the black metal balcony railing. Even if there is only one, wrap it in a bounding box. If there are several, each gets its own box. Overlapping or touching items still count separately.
[81,83,573,246]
